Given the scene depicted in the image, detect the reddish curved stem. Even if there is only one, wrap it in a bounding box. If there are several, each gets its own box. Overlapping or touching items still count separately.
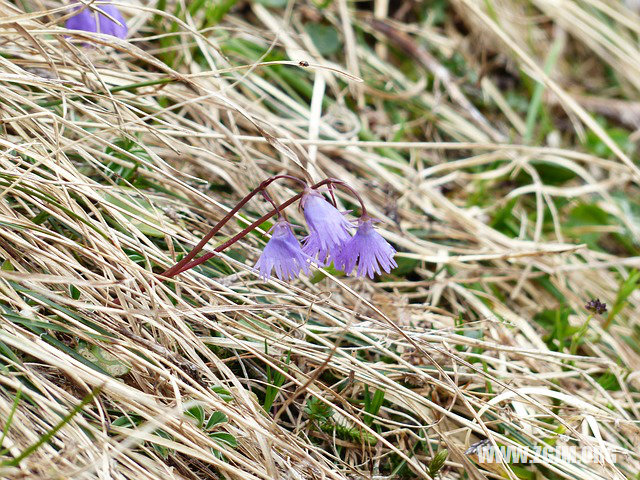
[162,178,331,279]
[326,178,367,217]
[161,174,307,277]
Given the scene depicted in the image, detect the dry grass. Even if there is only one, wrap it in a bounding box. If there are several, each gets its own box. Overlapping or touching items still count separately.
[0,0,639,479]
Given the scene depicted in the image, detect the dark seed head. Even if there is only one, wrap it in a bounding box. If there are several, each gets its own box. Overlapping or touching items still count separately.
[585,299,607,315]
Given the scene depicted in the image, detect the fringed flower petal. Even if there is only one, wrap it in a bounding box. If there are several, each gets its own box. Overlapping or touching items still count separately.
[334,218,397,279]
[255,220,314,281]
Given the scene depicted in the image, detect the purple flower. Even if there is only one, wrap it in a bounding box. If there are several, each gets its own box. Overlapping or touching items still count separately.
[255,220,314,281]
[301,190,353,263]
[334,218,397,279]
[65,3,127,39]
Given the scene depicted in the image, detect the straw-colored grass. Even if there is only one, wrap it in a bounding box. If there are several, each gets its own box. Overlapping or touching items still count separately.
[0,0,638,479]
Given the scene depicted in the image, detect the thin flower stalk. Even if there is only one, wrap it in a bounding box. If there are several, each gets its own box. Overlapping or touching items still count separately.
[171,191,306,275]
[325,178,367,216]
[162,175,313,277]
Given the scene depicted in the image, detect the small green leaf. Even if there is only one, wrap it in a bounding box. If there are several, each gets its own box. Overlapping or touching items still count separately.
[542,424,566,446]
[605,269,640,329]
[305,23,341,56]
[263,352,290,411]
[151,429,173,459]
[596,371,621,391]
[311,0,332,8]
[309,263,345,284]
[206,411,228,430]
[566,203,612,251]
[428,449,448,476]
[533,162,577,185]
[534,308,576,351]
[76,343,130,377]
[70,285,81,300]
[490,197,518,232]
[363,387,385,426]
[305,397,333,422]
[388,256,419,277]
[123,248,146,266]
[31,211,50,225]
[585,121,634,157]
[237,215,273,238]
[569,316,591,355]
[209,431,237,448]
[211,385,233,402]
[111,414,142,428]
[205,0,237,25]
[185,405,205,428]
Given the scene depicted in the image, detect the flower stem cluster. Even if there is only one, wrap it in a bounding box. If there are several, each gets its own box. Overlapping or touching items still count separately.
[161,175,397,282]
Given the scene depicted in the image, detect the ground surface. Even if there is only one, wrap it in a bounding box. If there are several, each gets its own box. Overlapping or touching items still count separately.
[0,1,639,479]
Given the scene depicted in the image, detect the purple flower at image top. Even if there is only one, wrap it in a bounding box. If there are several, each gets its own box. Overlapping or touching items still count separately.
[65,3,127,39]
[254,220,315,281]
[300,190,353,262]
[334,217,397,279]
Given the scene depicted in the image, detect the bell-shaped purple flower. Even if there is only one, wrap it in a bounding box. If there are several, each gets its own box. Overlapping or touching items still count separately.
[255,220,314,281]
[301,190,353,263]
[334,217,397,279]
[66,3,128,39]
